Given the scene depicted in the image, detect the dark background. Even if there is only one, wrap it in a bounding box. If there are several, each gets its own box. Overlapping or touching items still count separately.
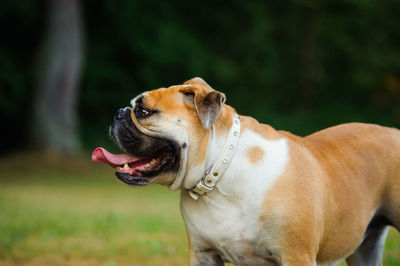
[1,0,400,155]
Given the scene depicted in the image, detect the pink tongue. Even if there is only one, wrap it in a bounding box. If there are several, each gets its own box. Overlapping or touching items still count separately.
[91,147,141,168]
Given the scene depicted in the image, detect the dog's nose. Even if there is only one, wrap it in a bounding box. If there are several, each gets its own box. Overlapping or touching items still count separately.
[114,107,131,120]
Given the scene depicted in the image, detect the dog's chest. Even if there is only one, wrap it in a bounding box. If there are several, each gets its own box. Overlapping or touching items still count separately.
[181,194,268,264]
[181,131,289,264]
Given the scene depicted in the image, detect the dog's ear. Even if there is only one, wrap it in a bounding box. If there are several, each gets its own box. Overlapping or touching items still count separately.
[195,90,226,130]
[181,78,226,130]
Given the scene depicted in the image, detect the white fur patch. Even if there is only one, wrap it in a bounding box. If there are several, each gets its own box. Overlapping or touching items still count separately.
[181,130,289,263]
[222,130,289,202]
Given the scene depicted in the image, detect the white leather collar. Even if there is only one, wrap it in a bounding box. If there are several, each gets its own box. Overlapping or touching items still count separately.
[188,114,241,200]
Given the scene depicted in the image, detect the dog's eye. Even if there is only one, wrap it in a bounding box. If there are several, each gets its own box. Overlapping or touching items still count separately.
[140,108,149,117]
[135,105,153,119]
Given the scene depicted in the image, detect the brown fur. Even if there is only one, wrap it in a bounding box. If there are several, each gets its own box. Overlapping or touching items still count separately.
[256,122,400,264]
[247,146,265,165]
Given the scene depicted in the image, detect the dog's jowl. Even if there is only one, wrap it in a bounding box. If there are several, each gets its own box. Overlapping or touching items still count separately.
[92,77,400,266]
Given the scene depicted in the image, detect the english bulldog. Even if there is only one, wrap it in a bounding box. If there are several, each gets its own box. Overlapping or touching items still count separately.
[92,77,400,266]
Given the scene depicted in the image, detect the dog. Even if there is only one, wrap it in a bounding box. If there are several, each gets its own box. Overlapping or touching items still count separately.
[92,77,400,265]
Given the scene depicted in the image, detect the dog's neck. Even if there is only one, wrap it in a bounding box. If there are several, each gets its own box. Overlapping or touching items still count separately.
[185,112,241,200]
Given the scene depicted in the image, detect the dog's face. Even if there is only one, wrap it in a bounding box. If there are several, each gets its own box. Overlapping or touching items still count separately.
[99,78,227,189]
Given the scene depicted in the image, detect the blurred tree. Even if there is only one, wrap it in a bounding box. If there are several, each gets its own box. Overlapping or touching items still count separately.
[32,0,83,154]
[1,0,399,153]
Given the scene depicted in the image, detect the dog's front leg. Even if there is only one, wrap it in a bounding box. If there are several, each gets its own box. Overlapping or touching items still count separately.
[190,246,224,266]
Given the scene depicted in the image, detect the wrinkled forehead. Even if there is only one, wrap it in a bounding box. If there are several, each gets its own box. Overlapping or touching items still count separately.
[130,85,190,111]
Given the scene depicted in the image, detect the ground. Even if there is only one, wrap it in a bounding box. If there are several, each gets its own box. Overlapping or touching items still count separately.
[0,152,399,265]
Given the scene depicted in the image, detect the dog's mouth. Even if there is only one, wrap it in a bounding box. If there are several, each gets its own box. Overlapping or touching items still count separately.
[91,147,176,186]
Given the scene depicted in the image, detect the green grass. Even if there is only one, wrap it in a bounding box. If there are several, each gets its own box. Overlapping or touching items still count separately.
[0,152,187,266]
[0,152,399,265]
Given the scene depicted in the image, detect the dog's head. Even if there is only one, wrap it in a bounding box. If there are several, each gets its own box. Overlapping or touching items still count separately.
[92,77,233,189]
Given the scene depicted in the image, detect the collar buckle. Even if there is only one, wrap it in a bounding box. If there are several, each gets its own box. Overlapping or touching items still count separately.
[188,178,214,200]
